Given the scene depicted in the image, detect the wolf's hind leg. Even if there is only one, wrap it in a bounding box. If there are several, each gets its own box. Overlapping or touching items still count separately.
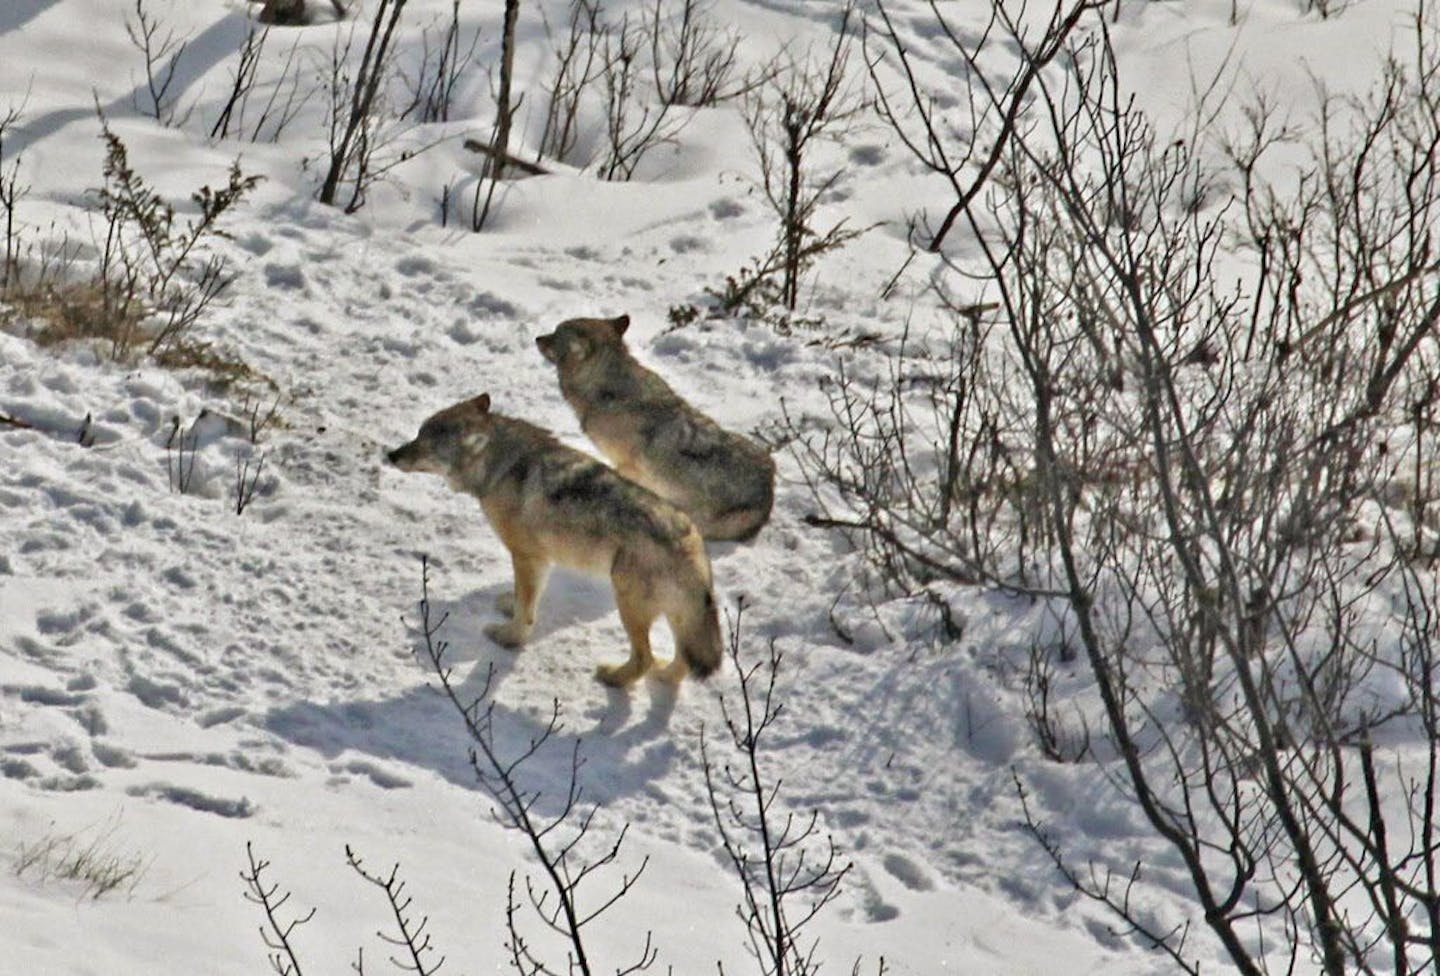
[486,553,547,647]
[597,573,656,687]
[652,648,689,685]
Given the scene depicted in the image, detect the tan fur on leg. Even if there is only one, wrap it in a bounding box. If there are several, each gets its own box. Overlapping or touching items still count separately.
[486,552,547,647]
[597,573,657,687]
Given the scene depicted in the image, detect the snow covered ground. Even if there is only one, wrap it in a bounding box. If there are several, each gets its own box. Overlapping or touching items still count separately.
[0,0,1423,972]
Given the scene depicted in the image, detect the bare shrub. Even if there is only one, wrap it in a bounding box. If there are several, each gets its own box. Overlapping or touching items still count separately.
[650,0,758,108]
[671,11,862,332]
[234,450,267,514]
[1301,0,1354,19]
[787,307,1050,594]
[212,25,268,140]
[1022,642,1090,764]
[242,842,451,975]
[125,0,192,126]
[1398,380,1440,562]
[345,847,446,976]
[742,7,862,313]
[401,0,481,124]
[866,0,1101,252]
[0,103,25,288]
[166,416,199,494]
[804,4,1440,973]
[596,11,687,181]
[211,25,313,144]
[0,233,94,338]
[318,0,411,212]
[535,0,765,188]
[702,601,880,976]
[240,389,284,443]
[8,116,260,373]
[241,841,314,976]
[411,556,659,975]
[539,0,603,165]
[87,116,261,360]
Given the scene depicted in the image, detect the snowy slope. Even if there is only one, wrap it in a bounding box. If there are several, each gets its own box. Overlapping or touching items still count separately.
[0,0,1419,972]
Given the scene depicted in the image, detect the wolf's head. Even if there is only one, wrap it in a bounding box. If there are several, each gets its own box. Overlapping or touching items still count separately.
[536,314,630,370]
[387,393,494,475]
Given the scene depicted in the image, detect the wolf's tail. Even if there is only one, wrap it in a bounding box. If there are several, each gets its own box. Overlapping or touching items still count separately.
[678,589,724,679]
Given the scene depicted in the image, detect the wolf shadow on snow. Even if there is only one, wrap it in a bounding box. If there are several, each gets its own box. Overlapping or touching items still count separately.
[262,578,686,817]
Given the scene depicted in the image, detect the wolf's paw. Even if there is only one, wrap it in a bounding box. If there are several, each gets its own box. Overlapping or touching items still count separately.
[494,591,516,617]
[595,662,644,688]
[485,621,529,648]
[651,657,688,685]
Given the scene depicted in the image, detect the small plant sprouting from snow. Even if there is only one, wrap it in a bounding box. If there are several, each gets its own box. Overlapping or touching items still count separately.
[13,818,149,901]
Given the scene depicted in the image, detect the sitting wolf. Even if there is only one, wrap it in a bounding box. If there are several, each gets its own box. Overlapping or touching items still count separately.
[387,393,722,686]
[536,314,776,542]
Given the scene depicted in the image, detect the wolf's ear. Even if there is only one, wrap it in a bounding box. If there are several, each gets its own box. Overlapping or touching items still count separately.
[611,314,631,336]
[468,393,491,413]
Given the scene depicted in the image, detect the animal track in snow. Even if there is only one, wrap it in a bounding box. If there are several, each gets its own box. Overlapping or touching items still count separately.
[849,144,886,166]
[330,759,413,790]
[395,255,439,277]
[237,232,273,256]
[0,741,99,791]
[91,741,137,769]
[127,783,255,818]
[10,683,85,706]
[265,262,306,291]
[144,749,293,778]
[1,756,40,781]
[198,705,247,728]
[466,291,521,318]
[860,882,901,923]
[126,674,189,710]
[882,852,935,891]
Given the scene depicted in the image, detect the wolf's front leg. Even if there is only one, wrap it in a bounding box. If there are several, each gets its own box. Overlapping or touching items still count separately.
[486,553,547,647]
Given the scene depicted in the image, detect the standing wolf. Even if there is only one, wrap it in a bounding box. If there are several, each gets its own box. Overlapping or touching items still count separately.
[387,394,722,686]
[535,314,776,542]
